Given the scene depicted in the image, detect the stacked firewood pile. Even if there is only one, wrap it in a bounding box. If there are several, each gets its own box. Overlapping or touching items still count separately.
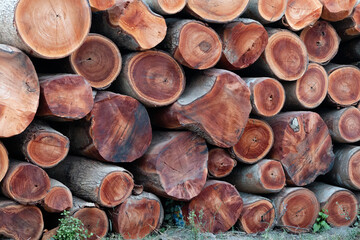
[1,0,360,239]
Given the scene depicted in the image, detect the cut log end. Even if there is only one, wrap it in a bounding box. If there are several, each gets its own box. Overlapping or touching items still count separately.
[2,162,50,204]
[174,22,222,69]
[110,193,163,240]
[265,30,308,81]
[42,186,72,213]
[268,112,334,186]
[219,20,268,70]
[26,131,69,168]
[158,0,187,14]
[89,0,115,11]
[183,180,243,234]
[284,0,322,31]
[295,63,328,109]
[121,50,185,107]
[300,21,340,64]
[337,107,360,143]
[328,66,360,106]
[186,0,249,23]
[208,148,236,178]
[258,0,287,22]
[73,208,109,240]
[89,92,152,162]
[349,150,360,189]
[0,142,9,182]
[239,199,275,234]
[249,78,285,117]
[99,171,134,207]
[37,74,94,121]
[108,0,167,50]
[320,0,357,22]
[70,34,122,89]
[260,160,286,192]
[0,45,39,138]
[231,119,274,164]
[0,201,44,240]
[15,0,91,58]
[279,188,319,233]
[324,191,358,227]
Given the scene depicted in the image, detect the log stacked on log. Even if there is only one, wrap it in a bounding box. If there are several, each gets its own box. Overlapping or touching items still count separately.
[69,34,122,90]
[237,193,276,234]
[150,69,251,147]
[269,187,319,233]
[308,182,358,227]
[0,198,44,240]
[37,74,94,121]
[2,0,360,238]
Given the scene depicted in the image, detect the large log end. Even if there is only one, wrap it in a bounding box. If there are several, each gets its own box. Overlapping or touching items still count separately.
[15,0,91,58]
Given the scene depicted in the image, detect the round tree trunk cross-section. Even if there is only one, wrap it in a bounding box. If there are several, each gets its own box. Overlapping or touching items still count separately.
[284,0,322,31]
[257,0,287,23]
[238,194,275,234]
[182,180,243,234]
[1,161,50,205]
[109,192,164,240]
[300,21,340,64]
[244,78,285,117]
[169,20,222,70]
[308,183,358,227]
[73,207,108,240]
[273,187,319,233]
[186,0,249,23]
[132,131,208,201]
[321,107,360,143]
[231,119,274,164]
[42,179,72,213]
[283,63,328,109]
[319,0,357,22]
[70,34,122,89]
[14,0,91,58]
[327,65,360,107]
[267,111,334,186]
[218,19,268,70]
[115,50,185,107]
[208,148,237,178]
[37,74,94,121]
[150,69,251,148]
[0,200,44,240]
[327,146,360,190]
[69,91,152,163]
[227,159,286,194]
[0,45,39,138]
[264,29,308,81]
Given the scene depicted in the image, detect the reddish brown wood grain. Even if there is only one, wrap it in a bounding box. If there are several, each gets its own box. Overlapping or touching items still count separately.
[270,187,319,233]
[69,91,152,163]
[0,142,9,183]
[150,69,251,148]
[284,0,322,31]
[267,111,334,186]
[109,192,164,240]
[37,74,94,121]
[217,19,268,70]
[114,50,185,107]
[132,131,208,201]
[319,0,357,22]
[182,180,243,234]
[230,119,274,164]
[0,198,43,240]
[208,148,237,178]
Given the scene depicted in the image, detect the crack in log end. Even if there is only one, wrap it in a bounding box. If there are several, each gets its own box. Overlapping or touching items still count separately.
[289,117,300,132]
